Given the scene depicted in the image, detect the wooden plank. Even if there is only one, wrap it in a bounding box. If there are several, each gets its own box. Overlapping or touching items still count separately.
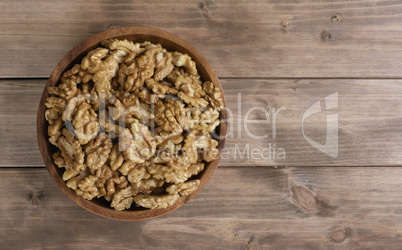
[224,79,402,166]
[2,0,402,78]
[2,167,402,248]
[0,80,42,166]
[1,79,401,167]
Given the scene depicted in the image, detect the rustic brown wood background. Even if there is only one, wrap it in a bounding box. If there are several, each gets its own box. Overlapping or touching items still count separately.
[1,0,402,248]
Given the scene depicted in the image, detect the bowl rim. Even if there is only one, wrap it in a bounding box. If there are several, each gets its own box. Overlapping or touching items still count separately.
[37,26,228,221]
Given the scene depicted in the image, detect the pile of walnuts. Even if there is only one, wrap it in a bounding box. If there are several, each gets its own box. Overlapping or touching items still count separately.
[45,39,224,210]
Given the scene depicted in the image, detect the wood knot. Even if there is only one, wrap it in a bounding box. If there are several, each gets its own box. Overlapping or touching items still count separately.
[200,0,214,18]
[28,191,44,206]
[291,185,319,210]
[245,236,262,250]
[321,31,331,40]
[330,227,346,243]
[331,15,342,22]
[31,197,40,206]
[281,21,290,30]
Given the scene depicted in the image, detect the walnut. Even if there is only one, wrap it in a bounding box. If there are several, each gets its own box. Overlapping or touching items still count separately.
[179,107,220,134]
[45,97,66,125]
[152,133,183,165]
[111,186,136,211]
[147,163,186,184]
[152,150,174,165]
[172,52,197,75]
[66,169,90,190]
[120,123,156,164]
[101,39,144,61]
[81,48,108,73]
[52,151,64,168]
[46,39,223,210]
[187,163,205,177]
[45,107,62,126]
[131,178,165,195]
[118,44,162,91]
[108,93,136,120]
[109,144,125,171]
[145,78,178,97]
[108,90,153,123]
[134,101,155,123]
[194,136,219,162]
[118,160,138,176]
[114,90,138,107]
[177,91,208,108]
[75,175,99,200]
[181,130,199,164]
[61,63,93,84]
[127,165,150,184]
[101,39,144,65]
[84,133,113,172]
[94,164,114,199]
[95,165,128,201]
[171,73,208,108]
[154,99,183,135]
[48,117,63,137]
[138,86,159,104]
[203,147,219,162]
[45,96,67,110]
[81,48,119,97]
[133,194,180,209]
[166,179,200,196]
[48,78,78,101]
[110,49,129,64]
[173,74,204,97]
[62,95,87,122]
[203,81,224,111]
[124,114,140,127]
[48,118,63,145]
[92,56,119,97]
[194,108,220,133]
[106,176,128,201]
[147,161,202,184]
[156,134,183,152]
[99,113,122,137]
[49,131,61,146]
[102,39,134,51]
[56,129,86,181]
[105,175,128,200]
[180,130,219,163]
[48,63,91,101]
[71,101,100,144]
[154,51,174,81]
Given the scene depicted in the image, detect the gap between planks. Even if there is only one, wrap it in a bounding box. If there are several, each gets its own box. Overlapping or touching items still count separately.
[4,77,402,80]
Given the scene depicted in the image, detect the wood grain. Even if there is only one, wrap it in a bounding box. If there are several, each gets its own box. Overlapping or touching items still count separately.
[1,79,401,167]
[0,80,41,166]
[3,0,402,78]
[1,0,402,248]
[2,167,402,248]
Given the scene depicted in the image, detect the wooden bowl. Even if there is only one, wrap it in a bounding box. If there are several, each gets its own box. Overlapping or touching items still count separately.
[37,27,227,220]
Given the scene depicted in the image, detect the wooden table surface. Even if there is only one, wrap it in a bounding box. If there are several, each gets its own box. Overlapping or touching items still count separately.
[1,0,402,248]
